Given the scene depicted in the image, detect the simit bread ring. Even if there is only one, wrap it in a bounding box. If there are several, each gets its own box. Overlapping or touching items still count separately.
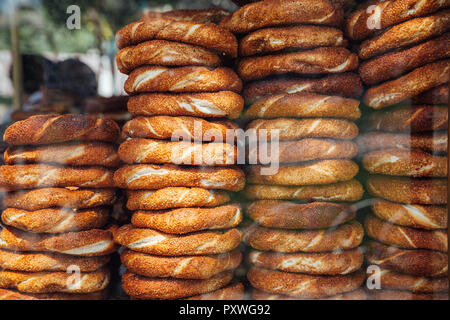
[247,200,355,229]
[252,288,367,300]
[363,59,450,109]
[123,116,238,141]
[115,18,237,57]
[0,249,109,272]
[237,47,358,81]
[370,290,448,300]
[124,66,242,94]
[345,0,450,41]
[365,214,447,252]
[0,288,107,300]
[0,268,109,294]
[243,73,363,103]
[121,249,241,279]
[0,226,117,256]
[357,131,448,154]
[185,282,244,300]
[0,164,114,191]
[244,220,364,253]
[246,118,359,140]
[248,248,363,275]
[362,148,448,177]
[114,224,242,255]
[367,176,447,204]
[359,33,450,85]
[247,160,359,186]
[366,240,448,277]
[142,8,230,24]
[248,139,358,164]
[123,270,233,300]
[114,164,245,191]
[368,105,448,133]
[4,142,119,167]
[239,25,347,57]
[371,199,447,230]
[118,139,237,166]
[244,93,361,120]
[125,187,230,211]
[247,267,365,299]
[116,40,221,74]
[1,207,109,234]
[358,10,450,60]
[3,114,120,145]
[244,180,364,202]
[368,268,448,293]
[413,84,449,105]
[127,92,243,119]
[3,188,116,211]
[220,0,343,33]
[131,204,242,234]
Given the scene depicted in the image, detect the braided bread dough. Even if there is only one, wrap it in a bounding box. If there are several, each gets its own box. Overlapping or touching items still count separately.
[131,204,242,234]
[124,66,242,94]
[369,289,448,300]
[121,249,241,279]
[365,214,447,252]
[114,224,242,256]
[249,248,363,275]
[244,93,361,120]
[238,47,358,81]
[127,92,243,119]
[252,288,367,300]
[244,220,364,252]
[114,164,245,191]
[413,83,449,104]
[3,114,120,145]
[142,8,230,24]
[125,187,230,211]
[4,142,119,167]
[116,18,237,57]
[186,282,244,300]
[3,188,116,211]
[366,241,448,277]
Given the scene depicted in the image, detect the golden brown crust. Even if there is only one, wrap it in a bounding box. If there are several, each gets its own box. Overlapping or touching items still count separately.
[127,92,244,119]
[365,214,447,252]
[0,249,109,272]
[121,249,241,279]
[363,59,450,109]
[369,289,449,300]
[0,288,108,300]
[0,165,115,191]
[363,148,447,177]
[367,175,447,204]
[413,83,449,105]
[185,282,244,300]
[368,105,448,133]
[240,25,346,56]
[4,142,119,167]
[249,248,363,275]
[252,288,367,300]
[142,8,230,24]
[247,200,355,229]
[115,18,237,57]
[246,118,359,140]
[244,220,364,252]
[358,10,450,60]
[244,180,364,202]
[131,204,242,234]
[3,188,117,211]
[244,93,361,120]
[359,33,450,85]
[118,139,237,166]
[123,270,233,300]
[345,0,450,41]
[114,224,242,256]
[124,66,242,94]
[116,40,221,74]
[247,160,359,186]
[0,268,109,294]
[114,164,245,191]
[366,241,448,277]
[3,114,120,146]
[371,200,447,230]
[125,187,230,211]
[220,0,343,33]
[248,267,365,299]
[238,48,358,81]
